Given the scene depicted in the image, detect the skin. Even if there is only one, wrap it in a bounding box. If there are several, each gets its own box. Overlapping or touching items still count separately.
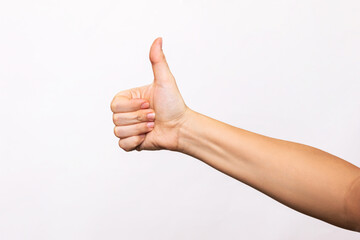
[111,38,360,232]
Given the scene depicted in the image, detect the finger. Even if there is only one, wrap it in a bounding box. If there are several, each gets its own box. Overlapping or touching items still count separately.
[113,109,155,126]
[149,37,175,86]
[119,134,146,152]
[114,122,154,138]
[111,96,149,113]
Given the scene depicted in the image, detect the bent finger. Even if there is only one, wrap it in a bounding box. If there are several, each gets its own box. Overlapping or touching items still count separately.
[114,122,154,138]
[111,96,149,113]
[119,134,146,152]
[113,109,155,126]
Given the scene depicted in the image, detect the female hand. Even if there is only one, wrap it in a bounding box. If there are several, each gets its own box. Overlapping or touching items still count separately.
[111,38,190,151]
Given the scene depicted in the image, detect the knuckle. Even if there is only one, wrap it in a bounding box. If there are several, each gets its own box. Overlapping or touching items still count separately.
[114,127,121,137]
[135,111,143,122]
[118,140,126,150]
[113,114,123,125]
[119,140,132,152]
[112,114,118,124]
[110,99,119,112]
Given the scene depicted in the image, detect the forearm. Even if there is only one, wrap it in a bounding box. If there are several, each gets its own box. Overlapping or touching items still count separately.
[178,109,360,231]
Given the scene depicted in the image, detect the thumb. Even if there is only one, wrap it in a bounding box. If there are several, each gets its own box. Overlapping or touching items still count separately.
[149,37,174,85]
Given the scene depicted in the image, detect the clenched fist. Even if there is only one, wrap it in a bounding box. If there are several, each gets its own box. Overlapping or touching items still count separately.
[111,38,190,152]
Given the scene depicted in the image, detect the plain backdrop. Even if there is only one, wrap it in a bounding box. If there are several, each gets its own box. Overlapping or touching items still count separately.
[0,0,359,239]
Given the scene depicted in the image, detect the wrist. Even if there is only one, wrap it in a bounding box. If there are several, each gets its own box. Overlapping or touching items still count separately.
[175,107,199,153]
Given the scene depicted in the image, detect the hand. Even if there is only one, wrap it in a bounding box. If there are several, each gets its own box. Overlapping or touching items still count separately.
[111,37,190,151]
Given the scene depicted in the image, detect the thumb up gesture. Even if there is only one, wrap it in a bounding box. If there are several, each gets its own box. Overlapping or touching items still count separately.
[111,38,190,152]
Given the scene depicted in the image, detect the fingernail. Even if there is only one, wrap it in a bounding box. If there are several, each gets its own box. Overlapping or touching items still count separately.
[141,102,149,109]
[147,122,154,128]
[147,112,155,120]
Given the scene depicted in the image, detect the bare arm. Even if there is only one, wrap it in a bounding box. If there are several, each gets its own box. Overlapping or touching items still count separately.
[111,38,360,232]
[178,109,360,231]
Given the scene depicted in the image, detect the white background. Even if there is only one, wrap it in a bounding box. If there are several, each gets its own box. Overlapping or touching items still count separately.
[0,0,359,239]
